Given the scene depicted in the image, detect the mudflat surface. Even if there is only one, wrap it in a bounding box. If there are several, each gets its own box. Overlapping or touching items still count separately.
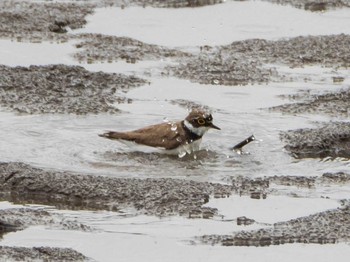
[1,0,350,261]
[169,34,350,86]
[0,64,147,114]
[0,162,232,216]
[0,246,88,262]
[281,122,350,159]
[1,162,349,249]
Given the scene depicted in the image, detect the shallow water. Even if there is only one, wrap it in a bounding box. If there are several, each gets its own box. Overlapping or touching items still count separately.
[1,1,350,261]
[0,199,347,262]
[75,1,350,46]
[0,75,349,181]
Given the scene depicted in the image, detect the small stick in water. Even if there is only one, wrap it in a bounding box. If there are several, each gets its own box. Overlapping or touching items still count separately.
[231,135,255,152]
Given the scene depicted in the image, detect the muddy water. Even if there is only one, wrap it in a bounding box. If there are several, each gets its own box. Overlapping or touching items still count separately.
[75,1,350,46]
[1,1,350,261]
[0,72,349,181]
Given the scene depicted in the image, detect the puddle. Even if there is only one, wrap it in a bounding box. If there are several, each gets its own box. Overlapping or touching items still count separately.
[1,76,349,181]
[204,195,340,224]
[75,1,350,46]
[0,39,77,67]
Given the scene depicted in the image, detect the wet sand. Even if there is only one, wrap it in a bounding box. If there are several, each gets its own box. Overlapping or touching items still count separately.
[1,0,350,261]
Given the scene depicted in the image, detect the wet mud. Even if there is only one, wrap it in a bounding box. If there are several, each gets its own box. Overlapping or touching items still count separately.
[0,162,232,217]
[201,203,350,246]
[280,122,350,159]
[270,88,350,117]
[0,208,91,236]
[0,0,95,41]
[0,0,224,42]
[169,34,350,86]
[2,161,347,217]
[74,34,191,64]
[0,207,91,261]
[0,161,349,250]
[0,64,147,114]
[231,171,350,199]
[201,173,350,247]
[0,246,89,262]
[263,0,350,11]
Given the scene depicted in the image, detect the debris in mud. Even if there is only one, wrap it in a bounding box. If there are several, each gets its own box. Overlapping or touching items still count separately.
[231,135,256,153]
[0,162,232,217]
[270,88,350,117]
[74,34,191,64]
[0,64,147,114]
[201,203,350,246]
[0,246,88,262]
[236,216,255,226]
[280,122,350,159]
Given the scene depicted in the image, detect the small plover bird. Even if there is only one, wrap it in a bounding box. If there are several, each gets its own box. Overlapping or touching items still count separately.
[99,110,220,157]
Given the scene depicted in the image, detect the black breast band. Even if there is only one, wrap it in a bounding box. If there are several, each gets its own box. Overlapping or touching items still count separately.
[181,121,202,142]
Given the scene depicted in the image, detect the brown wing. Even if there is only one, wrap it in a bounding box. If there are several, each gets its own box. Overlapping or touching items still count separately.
[99,121,186,150]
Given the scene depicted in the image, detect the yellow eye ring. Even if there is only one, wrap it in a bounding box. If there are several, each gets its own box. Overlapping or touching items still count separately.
[197,119,205,125]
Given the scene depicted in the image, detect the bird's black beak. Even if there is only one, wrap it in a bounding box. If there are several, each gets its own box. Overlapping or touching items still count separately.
[209,122,221,130]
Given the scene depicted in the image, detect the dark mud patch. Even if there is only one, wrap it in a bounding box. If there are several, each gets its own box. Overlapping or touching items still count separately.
[0,64,147,114]
[168,47,275,86]
[202,172,350,246]
[1,162,349,249]
[0,0,95,41]
[168,34,350,86]
[0,207,91,260]
[223,34,350,68]
[262,0,350,11]
[1,162,346,216]
[0,162,232,217]
[270,88,350,117]
[0,0,225,42]
[74,34,191,64]
[231,171,350,198]
[0,246,89,262]
[128,0,225,8]
[231,176,269,199]
[201,203,350,246]
[280,122,350,159]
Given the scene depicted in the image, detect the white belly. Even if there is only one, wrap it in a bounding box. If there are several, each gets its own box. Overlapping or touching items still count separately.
[164,139,202,158]
[115,138,202,158]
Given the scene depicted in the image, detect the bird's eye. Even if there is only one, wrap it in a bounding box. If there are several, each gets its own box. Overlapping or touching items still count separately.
[197,118,205,125]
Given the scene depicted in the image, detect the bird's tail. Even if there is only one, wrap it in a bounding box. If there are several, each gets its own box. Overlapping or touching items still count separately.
[98,131,124,140]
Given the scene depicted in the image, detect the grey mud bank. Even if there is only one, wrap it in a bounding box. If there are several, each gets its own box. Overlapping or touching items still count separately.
[0,64,147,114]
